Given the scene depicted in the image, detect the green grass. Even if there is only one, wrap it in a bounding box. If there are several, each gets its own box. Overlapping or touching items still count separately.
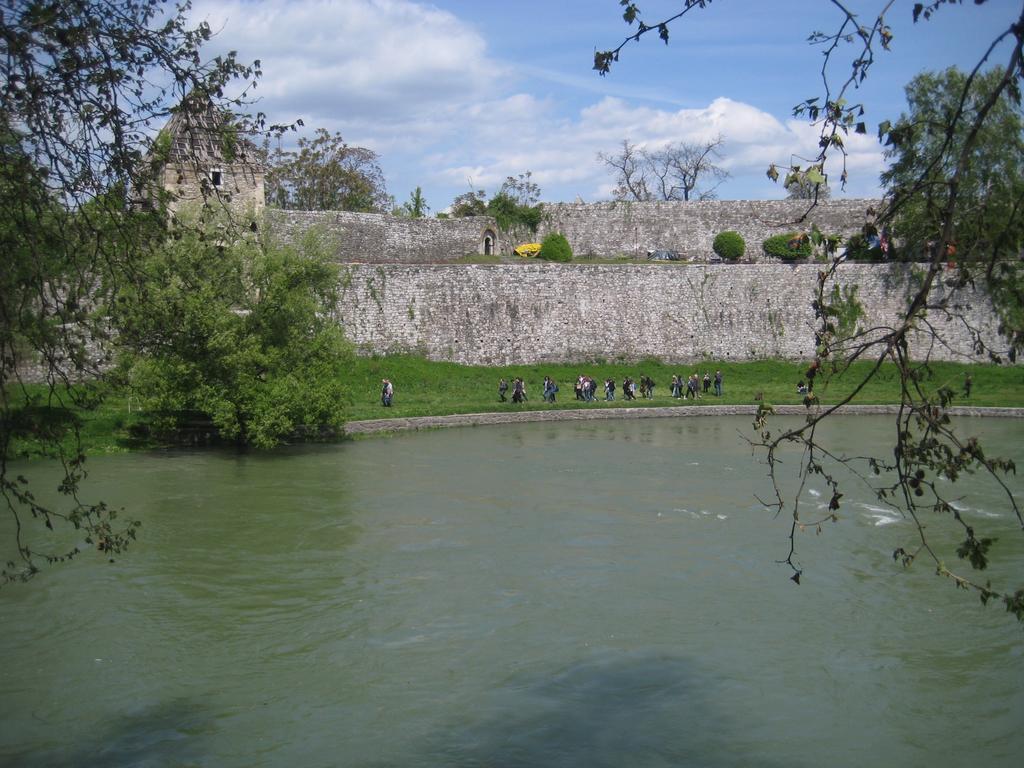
[343,355,1024,421]
[6,384,157,458]
[9,357,1022,456]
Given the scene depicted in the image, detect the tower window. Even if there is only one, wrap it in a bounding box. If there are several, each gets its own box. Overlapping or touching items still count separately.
[210,168,223,187]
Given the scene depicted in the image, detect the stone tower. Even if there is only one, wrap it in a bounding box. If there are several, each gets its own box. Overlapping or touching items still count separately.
[149,99,265,218]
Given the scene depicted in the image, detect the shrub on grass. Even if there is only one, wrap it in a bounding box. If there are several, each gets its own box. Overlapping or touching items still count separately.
[538,232,573,262]
[763,232,812,261]
[712,230,745,261]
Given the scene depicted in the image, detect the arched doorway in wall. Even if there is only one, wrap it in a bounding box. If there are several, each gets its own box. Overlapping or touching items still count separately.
[482,229,496,256]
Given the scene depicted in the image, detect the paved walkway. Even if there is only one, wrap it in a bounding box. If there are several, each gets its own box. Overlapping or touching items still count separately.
[344,404,1024,436]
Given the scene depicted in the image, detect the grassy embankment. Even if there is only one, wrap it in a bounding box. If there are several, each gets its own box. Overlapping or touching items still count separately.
[11,356,1020,457]
[345,356,1024,419]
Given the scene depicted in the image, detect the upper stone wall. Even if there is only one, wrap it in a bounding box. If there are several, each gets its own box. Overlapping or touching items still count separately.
[537,199,878,260]
[267,210,499,263]
[268,198,878,263]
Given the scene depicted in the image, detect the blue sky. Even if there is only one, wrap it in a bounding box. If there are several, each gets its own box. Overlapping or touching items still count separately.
[190,0,1021,209]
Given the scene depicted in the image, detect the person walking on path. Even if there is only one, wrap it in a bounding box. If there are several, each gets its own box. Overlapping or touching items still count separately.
[605,377,615,401]
[714,370,723,397]
[381,379,394,407]
[498,378,508,402]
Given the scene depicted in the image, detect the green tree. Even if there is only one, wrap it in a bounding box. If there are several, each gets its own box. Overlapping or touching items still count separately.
[487,172,544,232]
[496,171,542,207]
[398,186,430,218]
[762,232,813,261]
[110,218,352,449]
[448,175,543,231]
[597,1,1024,621]
[881,66,1024,264]
[449,189,489,217]
[265,129,390,212]
[1,0,264,583]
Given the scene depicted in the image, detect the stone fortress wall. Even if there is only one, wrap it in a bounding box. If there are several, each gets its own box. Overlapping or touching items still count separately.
[267,209,499,263]
[269,198,878,264]
[536,199,878,260]
[267,198,1004,366]
[334,262,1006,366]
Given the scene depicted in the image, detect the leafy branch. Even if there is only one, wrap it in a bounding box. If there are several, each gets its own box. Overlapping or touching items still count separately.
[597,0,1024,623]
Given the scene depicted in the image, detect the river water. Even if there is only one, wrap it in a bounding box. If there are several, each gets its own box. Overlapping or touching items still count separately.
[1,416,1022,767]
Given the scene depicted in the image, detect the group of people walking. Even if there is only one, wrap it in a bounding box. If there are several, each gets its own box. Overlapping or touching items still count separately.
[499,370,723,404]
[670,372,722,398]
[383,370,725,409]
[498,377,531,403]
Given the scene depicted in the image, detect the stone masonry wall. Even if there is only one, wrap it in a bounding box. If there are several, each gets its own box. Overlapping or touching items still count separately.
[335,263,1006,365]
[269,199,875,263]
[537,199,877,261]
[267,210,499,263]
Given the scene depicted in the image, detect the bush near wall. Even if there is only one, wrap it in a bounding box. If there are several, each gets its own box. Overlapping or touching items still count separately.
[844,234,886,262]
[763,232,812,261]
[712,231,745,261]
[539,232,573,262]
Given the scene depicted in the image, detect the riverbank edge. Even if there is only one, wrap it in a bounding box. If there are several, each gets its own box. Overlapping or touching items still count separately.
[344,405,1024,436]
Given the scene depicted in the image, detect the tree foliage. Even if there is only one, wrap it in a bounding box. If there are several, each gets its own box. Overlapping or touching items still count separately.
[538,232,573,262]
[448,172,544,233]
[786,174,832,201]
[881,66,1024,264]
[265,128,390,213]
[398,186,430,218]
[599,136,729,201]
[763,232,812,261]
[110,217,352,449]
[712,230,745,261]
[450,189,489,218]
[598,0,1024,622]
[1,0,270,584]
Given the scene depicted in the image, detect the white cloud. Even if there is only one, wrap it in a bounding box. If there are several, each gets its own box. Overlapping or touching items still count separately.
[425,95,885,202]
[190,0,504,126]
[182,0,886,204]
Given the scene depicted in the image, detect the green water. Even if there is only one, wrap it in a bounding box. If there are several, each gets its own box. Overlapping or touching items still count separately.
[1,416,1022,767]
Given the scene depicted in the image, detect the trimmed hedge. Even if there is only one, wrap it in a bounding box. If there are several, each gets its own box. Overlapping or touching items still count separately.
[763,232,812,261]
[538,232,573,262]
[712,230,745,261]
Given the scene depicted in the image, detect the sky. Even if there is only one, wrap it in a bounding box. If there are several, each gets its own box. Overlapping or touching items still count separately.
[187,0,1022,210]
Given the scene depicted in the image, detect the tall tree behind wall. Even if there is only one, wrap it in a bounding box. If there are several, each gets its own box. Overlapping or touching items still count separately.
[881,66,1024,267]
[599,136,729,201]
[265,128,391,213]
